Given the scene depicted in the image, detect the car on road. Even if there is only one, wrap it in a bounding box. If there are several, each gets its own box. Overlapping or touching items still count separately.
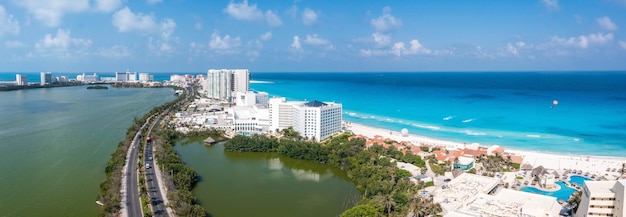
[146,163,151,169]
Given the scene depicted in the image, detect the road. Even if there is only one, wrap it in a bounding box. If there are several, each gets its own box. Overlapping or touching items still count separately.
[145,131,168,216]
[125,125,144,217]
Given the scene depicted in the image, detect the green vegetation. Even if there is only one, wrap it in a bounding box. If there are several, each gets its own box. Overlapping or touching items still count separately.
[224,133,440,217]
[151,127,213,216]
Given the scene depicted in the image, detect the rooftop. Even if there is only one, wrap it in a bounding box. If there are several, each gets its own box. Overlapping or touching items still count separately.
[304,100,327,107]
[433,173,500,213]
[447,189,561,217]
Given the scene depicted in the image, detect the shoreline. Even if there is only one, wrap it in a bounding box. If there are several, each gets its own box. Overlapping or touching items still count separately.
[345,121,626,177]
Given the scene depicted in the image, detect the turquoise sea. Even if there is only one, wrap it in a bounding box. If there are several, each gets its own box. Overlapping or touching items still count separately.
[248,72,626,157]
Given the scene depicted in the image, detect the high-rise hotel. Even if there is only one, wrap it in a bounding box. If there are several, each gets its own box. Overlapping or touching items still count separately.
[269,97,342,141]
[205,69,250,102]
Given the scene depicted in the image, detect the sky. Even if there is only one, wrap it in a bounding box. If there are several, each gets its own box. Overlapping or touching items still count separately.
[0,0,625,72]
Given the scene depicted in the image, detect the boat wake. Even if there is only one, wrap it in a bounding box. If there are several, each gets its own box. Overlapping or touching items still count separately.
[462,118,475,123]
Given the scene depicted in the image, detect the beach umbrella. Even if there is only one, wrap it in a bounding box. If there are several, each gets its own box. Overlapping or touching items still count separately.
[401,128,409,136]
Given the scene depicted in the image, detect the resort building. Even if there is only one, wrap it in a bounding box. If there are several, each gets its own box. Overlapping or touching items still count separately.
[268,97,342,141]
[116,70,137,82]
[445,188,562,217]
[292,100,342,141]
[576,180,626,217]
[205,69,250,102]
[269,97,303,132]
[228,105,270,134]
[452,156,475,171]
[170,74,187,82]
[77,73,98,82]
[437,173,562,217]
[16,74,27,86]
[139,73,153,82]
[40,72,52,86]
[235,91,269,108]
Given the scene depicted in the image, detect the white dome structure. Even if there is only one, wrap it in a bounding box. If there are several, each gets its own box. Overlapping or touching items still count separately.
[401,128,409,137]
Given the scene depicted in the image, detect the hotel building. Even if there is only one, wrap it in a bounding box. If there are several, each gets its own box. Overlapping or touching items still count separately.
[438,173,562,217]
[77,73,98,82]
[116,71,137,82]
[40,72,52,86]
[205,69,250,102]
[269,97,342,141]
[16,74,27,86]
[139,73,153,82]
[576,180,626,217]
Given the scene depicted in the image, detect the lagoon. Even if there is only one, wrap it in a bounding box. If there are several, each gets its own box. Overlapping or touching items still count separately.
[174,139,361,217]
[0,86,176,216]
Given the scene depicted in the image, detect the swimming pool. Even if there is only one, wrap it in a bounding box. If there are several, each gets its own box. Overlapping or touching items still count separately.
[520,181,576,201]
[569,175,591,186]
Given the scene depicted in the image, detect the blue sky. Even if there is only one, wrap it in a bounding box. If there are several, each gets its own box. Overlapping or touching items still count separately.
[0,0,625,72]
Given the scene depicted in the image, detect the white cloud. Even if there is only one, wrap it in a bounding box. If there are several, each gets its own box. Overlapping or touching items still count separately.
[146,0,162,4]
[372,32,391,47]
[265,10,283,27]
[290,35,302,51]
[97,45,131,58]
[597,16,618,31]
[112,7,157,32]
[148,36,174,54]
[223,0,263,21]
[551,32,613,49]
[209,31,241,50]
[14,0,90,27]
[223,1,284,27]
[95,0,123,12]
[160,18,176,40]
[406,39,432,54]
[361,38,431,57]
[112,7,176,38]
[35,29,92,57]
[303,34,332,47]
[371,7,402,32]
[5,40,25,48]
[541,0,559,10]
[302,8,317,25]
[260,31,272,41]
[0,5,20,37]
[620,41,626,50]
[391,42,405,56]
[506,43,519,55]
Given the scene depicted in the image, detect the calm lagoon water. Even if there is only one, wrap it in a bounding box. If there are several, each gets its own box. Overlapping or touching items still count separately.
[0,85,176,216]
[174,140,361,217]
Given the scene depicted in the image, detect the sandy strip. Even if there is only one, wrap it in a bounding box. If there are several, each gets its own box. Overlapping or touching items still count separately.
[345,122,626,177]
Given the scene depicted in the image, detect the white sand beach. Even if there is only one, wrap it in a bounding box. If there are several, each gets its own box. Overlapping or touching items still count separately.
[345,122,626,179]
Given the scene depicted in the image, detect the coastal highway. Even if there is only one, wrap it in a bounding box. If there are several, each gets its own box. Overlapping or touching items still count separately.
[145,133,168,216]
[125,122,145,217]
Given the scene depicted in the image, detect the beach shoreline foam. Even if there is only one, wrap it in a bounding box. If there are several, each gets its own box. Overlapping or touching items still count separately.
[345,121,626,178]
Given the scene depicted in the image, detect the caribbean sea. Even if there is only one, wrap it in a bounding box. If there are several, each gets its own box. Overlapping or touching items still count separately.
[249,72,626,157]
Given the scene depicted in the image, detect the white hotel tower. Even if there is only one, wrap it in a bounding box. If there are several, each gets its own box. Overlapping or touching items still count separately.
[205,69,249,102]
[576,180,625,217]
[269,97,342,141]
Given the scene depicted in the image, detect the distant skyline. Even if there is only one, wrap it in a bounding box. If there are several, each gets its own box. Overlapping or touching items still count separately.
[0,0,625,72]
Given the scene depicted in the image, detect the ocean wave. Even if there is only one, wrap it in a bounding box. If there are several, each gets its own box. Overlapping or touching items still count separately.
[462,118,475,123]
[250,80,274,84]
[526,134,541,138]
[463,130,486,136]
[346,112,357,117]
[443,116,454,121]
[411,123,441,131]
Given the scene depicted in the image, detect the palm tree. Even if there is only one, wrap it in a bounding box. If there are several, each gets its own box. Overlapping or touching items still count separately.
[375,193,397,216]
